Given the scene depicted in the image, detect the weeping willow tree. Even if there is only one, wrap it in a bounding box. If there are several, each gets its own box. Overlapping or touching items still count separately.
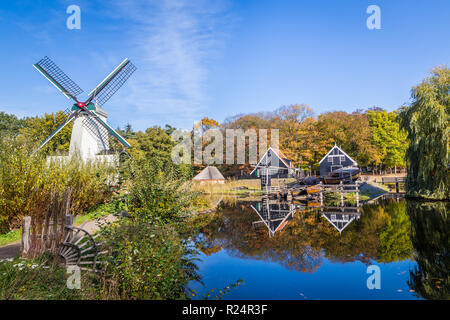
[399,66,449,200]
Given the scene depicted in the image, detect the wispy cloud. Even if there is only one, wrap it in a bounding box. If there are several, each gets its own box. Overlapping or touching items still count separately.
[110,0,233,130]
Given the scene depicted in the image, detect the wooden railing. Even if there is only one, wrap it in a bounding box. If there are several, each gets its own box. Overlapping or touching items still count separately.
[381,177,406,183]
[381,177,406,193]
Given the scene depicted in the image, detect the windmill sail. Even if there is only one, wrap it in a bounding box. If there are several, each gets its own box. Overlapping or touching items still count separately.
[84,109,131,148]
[33,56,135,156]
[38,110,79,150]
[81,116,110,149]
[87,58,136,107]
[33,56,83,101]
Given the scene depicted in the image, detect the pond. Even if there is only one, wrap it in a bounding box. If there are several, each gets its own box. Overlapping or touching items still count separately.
[190,197,449,300]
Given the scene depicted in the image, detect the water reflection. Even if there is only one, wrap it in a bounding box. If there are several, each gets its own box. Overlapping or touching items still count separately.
[320,206,361,235]
[407,201,449,299]
[194,197,449,299]
[250,200,298,237]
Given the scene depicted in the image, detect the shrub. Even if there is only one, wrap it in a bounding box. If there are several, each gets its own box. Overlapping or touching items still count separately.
[94,158,201,299]
[127,158,197,225]
[0,137,116,233]
[98,220,200,300]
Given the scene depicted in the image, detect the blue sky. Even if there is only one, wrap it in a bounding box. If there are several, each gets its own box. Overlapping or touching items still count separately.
[0,0,449,130]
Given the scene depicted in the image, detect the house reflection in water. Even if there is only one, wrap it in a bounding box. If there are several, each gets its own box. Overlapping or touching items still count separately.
[251,198,363,236]
[320,206,362,235]
[250,199,298,237]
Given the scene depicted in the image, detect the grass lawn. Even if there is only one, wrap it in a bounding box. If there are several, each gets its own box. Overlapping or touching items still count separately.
[0,230,21,246]
[193,178,296,195]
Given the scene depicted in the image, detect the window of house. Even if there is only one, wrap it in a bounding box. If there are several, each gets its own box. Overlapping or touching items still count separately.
[328,157,332,163]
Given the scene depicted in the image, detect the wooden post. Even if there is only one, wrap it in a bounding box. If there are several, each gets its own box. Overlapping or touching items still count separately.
[64,214,73,241]
[340,181,344,207]
[21,216,31,257]
[319,181,323,206]
[65,214,73,227]
[356,181,359,207]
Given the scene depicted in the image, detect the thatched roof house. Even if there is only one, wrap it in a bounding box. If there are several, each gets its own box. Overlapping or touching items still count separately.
[193,166,225,184]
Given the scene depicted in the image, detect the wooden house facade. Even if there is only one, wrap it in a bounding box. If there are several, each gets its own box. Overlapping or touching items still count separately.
[250,147,296,179]
[319,145,358,177]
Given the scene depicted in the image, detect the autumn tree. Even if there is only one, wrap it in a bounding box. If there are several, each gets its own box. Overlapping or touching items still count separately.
[274,104,314,166]
[296,117,330,171]
[316,111,383,168]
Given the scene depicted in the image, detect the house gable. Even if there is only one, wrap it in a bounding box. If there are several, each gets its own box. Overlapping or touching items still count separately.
[250,147,293,175]
[319,145,358,177]
[319,145,357,165]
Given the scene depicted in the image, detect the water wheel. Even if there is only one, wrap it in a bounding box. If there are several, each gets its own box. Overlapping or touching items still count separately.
[58,222,107,273]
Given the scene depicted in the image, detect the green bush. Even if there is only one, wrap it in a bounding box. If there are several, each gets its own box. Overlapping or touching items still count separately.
[98,220,200,300]
[127,158,197,225]
[93,159,201,299]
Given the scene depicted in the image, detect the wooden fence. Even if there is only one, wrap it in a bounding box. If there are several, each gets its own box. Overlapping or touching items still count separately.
[21,189,73,258]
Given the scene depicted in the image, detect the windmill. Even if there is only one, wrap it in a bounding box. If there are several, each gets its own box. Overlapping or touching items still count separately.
[33,56,136,159]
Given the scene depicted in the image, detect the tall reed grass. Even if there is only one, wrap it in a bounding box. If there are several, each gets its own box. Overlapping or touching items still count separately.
[0,137,116,233]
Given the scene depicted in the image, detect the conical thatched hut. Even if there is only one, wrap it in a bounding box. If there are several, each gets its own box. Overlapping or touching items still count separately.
[193,166,225,184]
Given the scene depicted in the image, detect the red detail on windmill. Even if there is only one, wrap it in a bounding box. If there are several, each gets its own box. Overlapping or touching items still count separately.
[77,102,86,109]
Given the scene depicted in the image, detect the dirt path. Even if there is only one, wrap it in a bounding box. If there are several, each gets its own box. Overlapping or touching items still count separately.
[0,214,116,260]
[0,242,21,260]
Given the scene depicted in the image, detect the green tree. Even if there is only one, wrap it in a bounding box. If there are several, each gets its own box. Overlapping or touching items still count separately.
[368,109,408,171]
[19,111,73,154]
[128,126,175,163]
[0,137,115,233]
[399,66,449,200]
[0,112,26,137]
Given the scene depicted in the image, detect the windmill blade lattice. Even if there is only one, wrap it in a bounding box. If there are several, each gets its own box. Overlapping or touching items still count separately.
[89,61,136,107]
[82,116,110,147]
[33,56,135,152]
[35,56,83,99]
[38,110,79,150]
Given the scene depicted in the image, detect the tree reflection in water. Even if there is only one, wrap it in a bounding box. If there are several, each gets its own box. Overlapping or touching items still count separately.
[195,198,413,270]
[193,197,448,299]
[407,201,449,299]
